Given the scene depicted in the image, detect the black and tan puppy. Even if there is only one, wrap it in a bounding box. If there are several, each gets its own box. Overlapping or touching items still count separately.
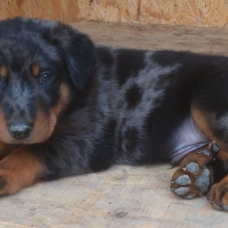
[0,17,227,211]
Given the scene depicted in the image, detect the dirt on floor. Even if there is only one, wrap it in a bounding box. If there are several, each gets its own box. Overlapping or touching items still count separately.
[1,21,228,228]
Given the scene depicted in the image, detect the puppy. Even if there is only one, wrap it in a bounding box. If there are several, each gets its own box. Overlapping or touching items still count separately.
[0,17,227,211]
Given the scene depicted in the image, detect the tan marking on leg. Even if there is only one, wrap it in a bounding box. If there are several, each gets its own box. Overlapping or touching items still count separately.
[171,143,215,198]
[191,106,213,139]
[191,105,228,150]
[0,147,43,195]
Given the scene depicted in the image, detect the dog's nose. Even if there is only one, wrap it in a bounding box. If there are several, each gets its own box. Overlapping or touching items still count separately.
[8,120,32,139]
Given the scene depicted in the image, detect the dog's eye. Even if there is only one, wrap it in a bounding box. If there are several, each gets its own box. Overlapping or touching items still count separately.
[39,72,53,84]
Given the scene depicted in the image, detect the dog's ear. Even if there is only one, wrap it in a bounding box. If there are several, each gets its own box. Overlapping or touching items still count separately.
[43,22,94,89]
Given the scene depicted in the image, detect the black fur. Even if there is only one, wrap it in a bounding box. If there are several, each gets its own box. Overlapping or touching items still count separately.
[125,84,142,109]
[116,49,145,86]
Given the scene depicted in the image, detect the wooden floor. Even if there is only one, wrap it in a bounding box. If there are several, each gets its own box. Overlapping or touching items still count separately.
[1,21,228,228]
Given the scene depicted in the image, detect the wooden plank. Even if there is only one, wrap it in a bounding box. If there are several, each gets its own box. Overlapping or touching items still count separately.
[1,0,228,27]
[76,0,228,27]
[0,0,79,23]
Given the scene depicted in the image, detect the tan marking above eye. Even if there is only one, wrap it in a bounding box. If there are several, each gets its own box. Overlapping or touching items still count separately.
[31,64,40,77]
[0,65,8,78]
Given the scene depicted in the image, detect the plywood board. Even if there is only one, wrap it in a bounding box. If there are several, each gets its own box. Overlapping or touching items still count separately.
[74,0,228,27]
[1,0,228,27]
[0,0,79,23]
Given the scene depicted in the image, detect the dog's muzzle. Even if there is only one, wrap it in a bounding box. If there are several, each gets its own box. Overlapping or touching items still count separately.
[8,119,33,139]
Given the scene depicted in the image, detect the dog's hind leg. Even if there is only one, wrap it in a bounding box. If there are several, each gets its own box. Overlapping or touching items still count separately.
[170,142,219,199]
[207,150,228,211]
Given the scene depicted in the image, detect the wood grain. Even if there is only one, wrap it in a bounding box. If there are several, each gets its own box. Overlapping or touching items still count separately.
[0,0,79,23]
[76,0,228,27]
[1,0,228,27]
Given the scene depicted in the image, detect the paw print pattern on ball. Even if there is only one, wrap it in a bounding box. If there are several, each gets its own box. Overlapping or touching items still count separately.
[170,142,219,199]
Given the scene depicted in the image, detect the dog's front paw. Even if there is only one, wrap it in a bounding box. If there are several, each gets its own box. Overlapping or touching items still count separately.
[170,142,219,199]
[0,148,44,196]
[0,171,16,196]
[0,175,9,196]
[207,176,228,211]
[0,167,28,196]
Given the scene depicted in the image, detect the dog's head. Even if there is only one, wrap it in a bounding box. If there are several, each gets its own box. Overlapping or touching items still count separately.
[0,17,94,144]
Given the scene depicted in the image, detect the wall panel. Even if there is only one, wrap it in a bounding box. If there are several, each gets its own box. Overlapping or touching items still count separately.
[0,0,228,27]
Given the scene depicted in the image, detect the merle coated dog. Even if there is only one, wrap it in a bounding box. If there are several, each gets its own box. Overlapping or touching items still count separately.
[0,17,227,211]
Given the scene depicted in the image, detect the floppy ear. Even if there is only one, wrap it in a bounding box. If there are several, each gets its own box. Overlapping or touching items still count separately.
[44,22,94,89]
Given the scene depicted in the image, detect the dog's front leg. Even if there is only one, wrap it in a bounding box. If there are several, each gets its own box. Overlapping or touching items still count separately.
[0,146,44,196]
